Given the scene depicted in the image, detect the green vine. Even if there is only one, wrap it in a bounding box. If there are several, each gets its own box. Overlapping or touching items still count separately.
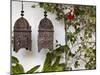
[12,3,96,74]
[37,3,96,70]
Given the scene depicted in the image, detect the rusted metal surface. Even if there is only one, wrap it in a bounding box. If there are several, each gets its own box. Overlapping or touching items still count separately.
[38,11,54,52]
[13,17,32,52]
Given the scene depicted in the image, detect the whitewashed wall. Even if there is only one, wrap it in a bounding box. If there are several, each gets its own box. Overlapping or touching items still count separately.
[12,1,65,72]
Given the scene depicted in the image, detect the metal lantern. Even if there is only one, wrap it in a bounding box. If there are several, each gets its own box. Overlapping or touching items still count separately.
[38,11,54,52]
[13,1,32,52]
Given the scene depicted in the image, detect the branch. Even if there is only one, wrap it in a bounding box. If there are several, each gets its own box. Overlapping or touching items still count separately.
[68,41,95,67]
[70,41,96,50]
[68,52,87,67]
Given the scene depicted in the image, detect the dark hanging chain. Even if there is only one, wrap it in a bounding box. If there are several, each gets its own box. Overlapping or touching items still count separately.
[44,11,47,18]
[21,0,24,16]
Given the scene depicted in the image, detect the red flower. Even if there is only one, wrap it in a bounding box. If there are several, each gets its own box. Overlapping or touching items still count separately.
[66,10,75,21]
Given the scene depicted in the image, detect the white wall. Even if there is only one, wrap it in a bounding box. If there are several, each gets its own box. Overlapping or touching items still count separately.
[0,0,99,75]
[12,1,65,72]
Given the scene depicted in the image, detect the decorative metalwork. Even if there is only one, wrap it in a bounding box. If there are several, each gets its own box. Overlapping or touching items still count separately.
[13,1,32,52]
[38,11,54,52]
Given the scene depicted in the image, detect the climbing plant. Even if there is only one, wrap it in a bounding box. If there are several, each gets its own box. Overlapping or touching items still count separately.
[11,3,96,74]
[35,3,96,70]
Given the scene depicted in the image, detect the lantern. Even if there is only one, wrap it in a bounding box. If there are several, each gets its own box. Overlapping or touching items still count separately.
[13,1,32,52]
[38,11,54,52]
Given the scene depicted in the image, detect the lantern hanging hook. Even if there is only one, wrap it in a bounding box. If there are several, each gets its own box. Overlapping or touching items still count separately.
[21,0,24,16]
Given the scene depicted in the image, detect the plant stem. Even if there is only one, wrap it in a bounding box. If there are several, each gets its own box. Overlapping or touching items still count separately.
[64,16,70,70]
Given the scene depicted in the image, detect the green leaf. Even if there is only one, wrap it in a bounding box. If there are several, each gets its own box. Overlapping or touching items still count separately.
[26,65,40,74]
[11,63,24,74]
[54,64,65,71]
[76,28,81,34]
[53,46,64,56]
[51,56,61,71]
[12,56,19,64]
[66,32,76,44]
[63,45,70,54]
[53,56,61,66]
[58,63,65,70]
[42,52,55,72]
[68,50,75,58]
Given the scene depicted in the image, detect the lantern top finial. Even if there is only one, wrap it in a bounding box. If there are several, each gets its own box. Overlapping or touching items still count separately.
[44,11,47,18]
[21,0,24,17]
